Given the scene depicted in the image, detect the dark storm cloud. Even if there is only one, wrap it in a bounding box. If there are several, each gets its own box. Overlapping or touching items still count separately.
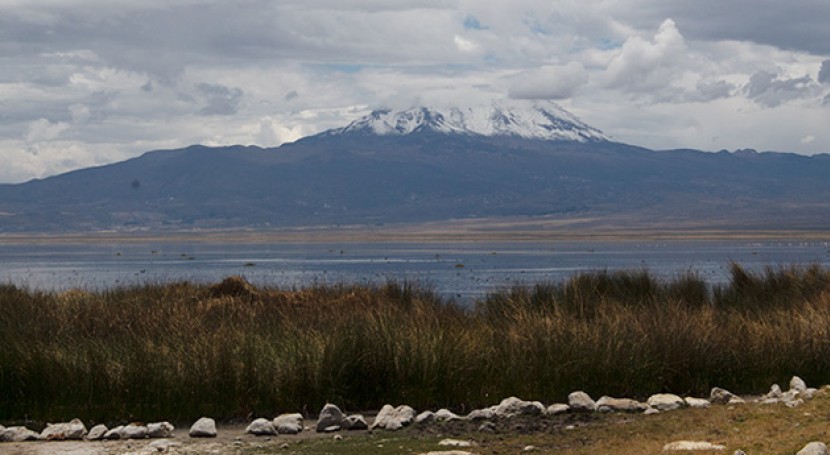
[744,70,819,107]
[196,83,243,116]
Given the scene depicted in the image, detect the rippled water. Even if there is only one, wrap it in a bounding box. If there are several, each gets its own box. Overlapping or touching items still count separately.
[1,240,829,302]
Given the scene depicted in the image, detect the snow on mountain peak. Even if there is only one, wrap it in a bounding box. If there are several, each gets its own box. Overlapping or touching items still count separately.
[330,99,608,142]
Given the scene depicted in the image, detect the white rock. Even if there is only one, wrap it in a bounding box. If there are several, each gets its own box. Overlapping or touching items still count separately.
[684,397,711,409]
[546,403,570,415]
[663,440,726,451]
[733,450,747,455]
[596,396,648,413]
[568,391,598,413]
[147,439,182,451]
[86,424,108,440]
[494,397,544,417]
[246,418,277,436]
[710,387,739,405]
[644,408,660,415]
[189,417,217,438]
[1,426,40,442]
[415,411,436,425]
[798,442,829,455]
[316,403,345,432]
[804,388,817,399]
[467,407,496,420]
[273,413,304,434]
[104,426,124,440]
[439,438,474,447]
[727,396,746,405]
[121,424,149,439]
[371,404,416,431]
[791,376,808,393]
[418,451,476,455]
[341,414,368,430]
[435,408,462,421]
[766,384,783,399]
[786,398,805,408]
[647,393,685,411]
[147,421,175,438]
[40,418,87,440]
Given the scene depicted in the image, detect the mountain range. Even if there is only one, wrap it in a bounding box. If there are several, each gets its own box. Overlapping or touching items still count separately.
[1,99,828,233]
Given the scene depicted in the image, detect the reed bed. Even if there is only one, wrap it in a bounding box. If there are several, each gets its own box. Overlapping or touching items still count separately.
[1,264,830,423]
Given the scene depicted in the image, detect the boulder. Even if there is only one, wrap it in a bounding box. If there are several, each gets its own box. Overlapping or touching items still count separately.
[86,424,108,441]
[798,442,829,455]
[663,440,726,451]
[341,414,368,431]
[766,384,783,399]
[644,408,660,415]
[189,417,217,438]
[316,403,345,432]
[246,418,277,436]
[371,404,417,431]
[647,393,685,411]
[1,426,40,442]
[147,422,175,438]
[790,376,808,393]
[568,391,597,413]
[546,403,570,415]
[273,413,304,434]
[710,387,739,405]
[494,397,544,417]
[596,396,648,413]
[120,424,149,439]
[40,418,87,440]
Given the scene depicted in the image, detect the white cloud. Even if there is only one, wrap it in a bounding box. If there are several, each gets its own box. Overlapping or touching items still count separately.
[603,19,687,93]
[507,62,588,100]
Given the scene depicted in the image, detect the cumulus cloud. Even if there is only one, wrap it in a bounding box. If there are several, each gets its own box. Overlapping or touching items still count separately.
[25,118,69,143]
[603,19,687,93]
[507,62,588,100]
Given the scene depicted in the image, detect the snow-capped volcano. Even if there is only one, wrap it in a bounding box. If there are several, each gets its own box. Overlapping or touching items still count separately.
[329,99,608,142]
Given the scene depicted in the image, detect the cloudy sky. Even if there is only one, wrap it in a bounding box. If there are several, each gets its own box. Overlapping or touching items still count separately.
[2,0,830,183]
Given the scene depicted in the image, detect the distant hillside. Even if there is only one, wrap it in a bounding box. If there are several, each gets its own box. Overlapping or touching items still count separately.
[0,100,828,232]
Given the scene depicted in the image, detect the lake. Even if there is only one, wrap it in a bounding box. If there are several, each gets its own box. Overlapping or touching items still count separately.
[1,239,829,302]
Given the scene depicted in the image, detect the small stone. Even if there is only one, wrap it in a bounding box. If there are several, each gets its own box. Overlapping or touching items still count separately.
[104,426,124,440]
[435,408,462,421]
[189,417,217,438]
[644,408,660,415]
[710,387,739,405]
[791,376,808,393]
[596,396,648,413]
[663,440,726,451]
[246,418,277,436]
[1,426,40,442]
[415,411,435,425]
[477,421,496,433]
[316,404,345,432]
[273,413,304,434]
[467,407,496,420]
[733,451,747,455]
[568,391,597,413]
[766,384,783,399]
[370,404,416,431]
[147,422,175,439]
[40,418,87,440]
[418,452,476,455]
[546,403,570,415]
[280,442,290,449]
[684,397,711,409]
[647,393,685,411]
[341,414,368,431]
[147,439,182,452]
[786,398,805,408]
[439,438,474,447]
[797,442,829,455]
[86,424,108,440]
[524,446,538,452]
[333,434,343,441]
[120,423,149,439]
[565,425,576,430]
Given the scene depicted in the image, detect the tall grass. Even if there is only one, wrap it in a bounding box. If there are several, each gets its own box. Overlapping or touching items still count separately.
[2,265,830,424]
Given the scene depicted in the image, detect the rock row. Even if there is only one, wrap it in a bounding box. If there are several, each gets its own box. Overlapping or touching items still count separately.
[1,375,826,454]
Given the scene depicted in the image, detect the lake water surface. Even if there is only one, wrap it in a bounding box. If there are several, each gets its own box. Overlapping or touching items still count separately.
[2,239,829,302]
